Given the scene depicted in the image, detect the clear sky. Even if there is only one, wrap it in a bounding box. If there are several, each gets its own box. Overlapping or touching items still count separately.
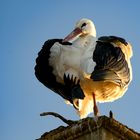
[0,0,140,140]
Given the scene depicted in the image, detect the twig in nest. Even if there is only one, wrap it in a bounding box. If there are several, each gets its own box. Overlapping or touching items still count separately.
[40,112,77,125]
[109,110,114,119]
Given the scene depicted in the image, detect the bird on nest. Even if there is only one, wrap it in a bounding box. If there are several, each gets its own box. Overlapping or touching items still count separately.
[35,18,133,119]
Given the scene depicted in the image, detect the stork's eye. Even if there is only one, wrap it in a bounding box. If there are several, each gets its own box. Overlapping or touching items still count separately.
[81,23,86,28]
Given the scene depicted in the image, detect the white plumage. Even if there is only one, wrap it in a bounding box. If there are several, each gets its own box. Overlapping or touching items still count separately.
[49,19,97,82]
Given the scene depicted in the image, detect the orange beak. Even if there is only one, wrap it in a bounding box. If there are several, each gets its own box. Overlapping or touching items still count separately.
[62,28,82,43]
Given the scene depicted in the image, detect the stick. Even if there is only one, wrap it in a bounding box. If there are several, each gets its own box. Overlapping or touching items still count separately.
[40,112,76,125]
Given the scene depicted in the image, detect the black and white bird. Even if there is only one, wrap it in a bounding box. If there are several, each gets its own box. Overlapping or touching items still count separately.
[35,18,133,118]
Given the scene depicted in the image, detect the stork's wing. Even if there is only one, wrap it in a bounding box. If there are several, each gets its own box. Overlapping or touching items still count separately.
[91,36,132,87]
[98,36,128,46]
[34,39,73,101]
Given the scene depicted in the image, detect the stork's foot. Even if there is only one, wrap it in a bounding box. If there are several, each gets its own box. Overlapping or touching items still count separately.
[94,104,99,117]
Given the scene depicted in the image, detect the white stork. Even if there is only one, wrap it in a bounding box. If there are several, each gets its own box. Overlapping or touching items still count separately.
[35,18,133,118]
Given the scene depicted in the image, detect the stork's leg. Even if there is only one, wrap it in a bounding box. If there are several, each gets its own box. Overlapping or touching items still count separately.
[93,93,99,116]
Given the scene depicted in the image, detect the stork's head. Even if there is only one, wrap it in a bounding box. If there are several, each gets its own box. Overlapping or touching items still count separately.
[63,18,96,42]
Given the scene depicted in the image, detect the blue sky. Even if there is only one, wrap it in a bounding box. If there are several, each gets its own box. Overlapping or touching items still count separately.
[0,0,140,140]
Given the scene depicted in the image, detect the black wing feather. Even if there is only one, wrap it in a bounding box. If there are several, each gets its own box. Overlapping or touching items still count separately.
[91,36,130,86]
[34,39,72,101]
[98,36,128,46]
